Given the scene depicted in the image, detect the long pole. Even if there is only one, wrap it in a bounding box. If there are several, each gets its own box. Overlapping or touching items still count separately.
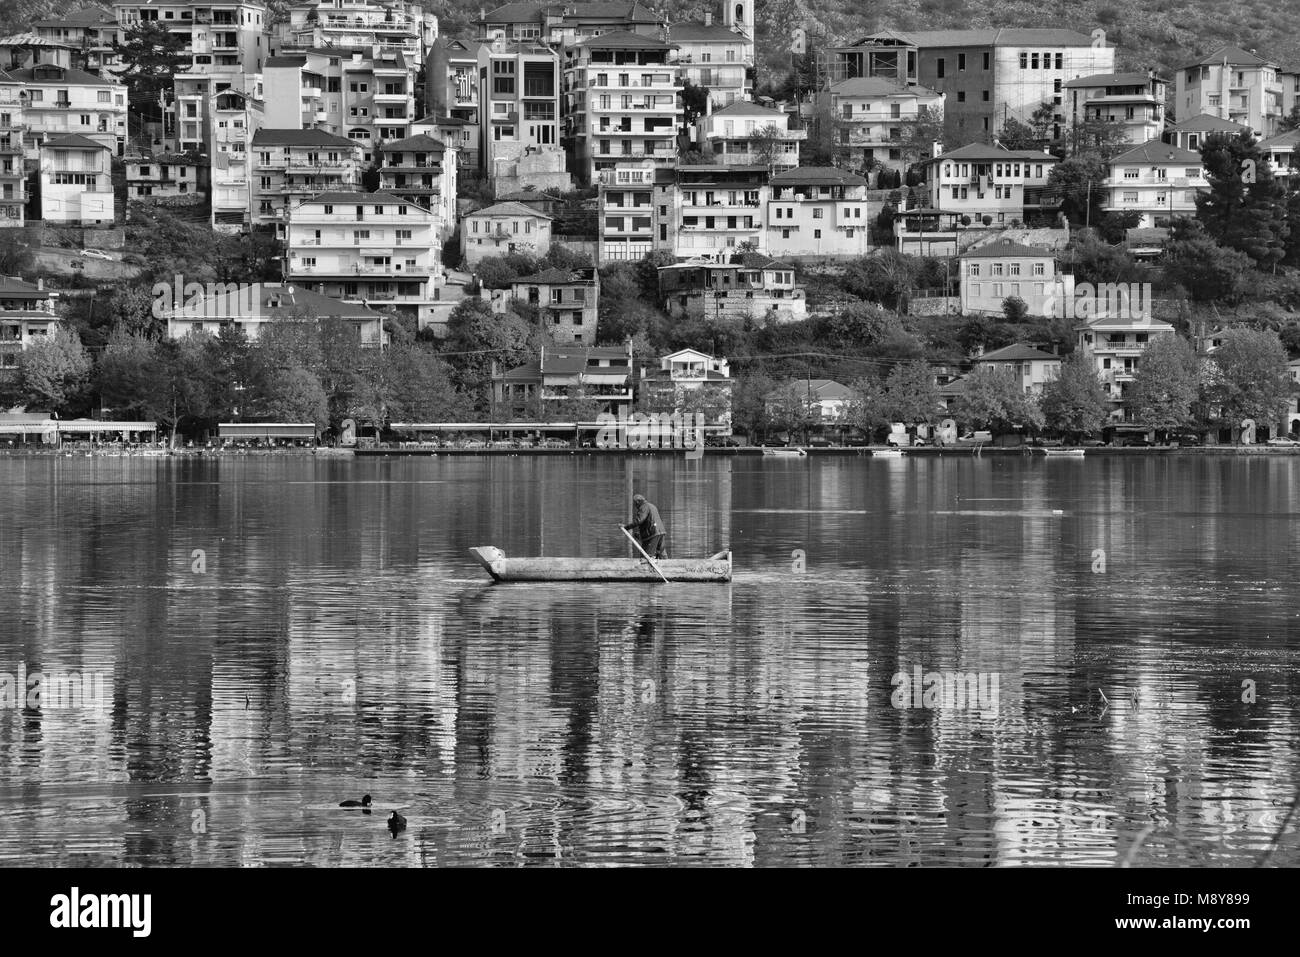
[620,525,668,583]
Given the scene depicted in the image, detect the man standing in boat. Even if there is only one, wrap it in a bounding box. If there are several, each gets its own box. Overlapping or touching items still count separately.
[624,493,667,559]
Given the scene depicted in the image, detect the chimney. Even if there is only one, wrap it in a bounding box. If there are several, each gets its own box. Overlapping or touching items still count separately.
[932,139,942,158]
[37,278,44,291]
[704,12,712,26]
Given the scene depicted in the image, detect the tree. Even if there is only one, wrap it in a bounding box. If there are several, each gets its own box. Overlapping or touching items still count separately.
[156,333,219,443]
[730,371,779,443]
[17,325,92,414]
[1280,104,1300,133]
[262,364,329,429]
[443,296,533,405]
[998,117,1039,151]
[1047,154,1109,226]
[113,22,189,121]
[1162,236,1254,303]
[1196,131,1290,270]
[901,106,946,166]
[1069,117,1130,159]
[766,380,820,443]
[842,250,919,308]
[1040,352,1108,438]
[0,229,34,276]
[881,359,941,426]
[96,329,166,420]
[749,124,789,171]
[1126,334,1199,434]
[1002,296,1029,323]
[1203,327,1291,429]
[955,366,1045,433]
[844,374,888,437]
[682,80,709,126]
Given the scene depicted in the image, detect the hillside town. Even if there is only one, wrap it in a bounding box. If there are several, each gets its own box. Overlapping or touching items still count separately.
[2,1,1300,449]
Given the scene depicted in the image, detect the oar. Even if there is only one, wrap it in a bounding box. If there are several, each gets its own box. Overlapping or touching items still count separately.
[619,525,669,583]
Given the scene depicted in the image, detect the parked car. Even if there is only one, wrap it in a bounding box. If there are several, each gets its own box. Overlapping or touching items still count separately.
[1173,433,1202,447]
[1121,437,1154,447]
[1266,437,1300,447]
[80,249,114,261]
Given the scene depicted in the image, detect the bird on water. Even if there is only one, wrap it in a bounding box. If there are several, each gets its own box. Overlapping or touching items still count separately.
[388,811,407,837]
[339,794,372,808]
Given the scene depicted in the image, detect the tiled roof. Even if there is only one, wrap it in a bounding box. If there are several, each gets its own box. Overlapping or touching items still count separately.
[42,133,110,150]
[294,191,411,206]
[1183,45,1275,68]
[378,134,446,153]
[927,143,1058,163]
[886,28,1099,48]
[976,343,1060,362]
[168,283,383,320]
[574,30,673,51]
[668,22,748,42]
[264,55,309,68]
[1062,72,1161,88]
[710,100,786,118]
[5,64,117,86]
[738,252,794,271]
[1170,113,1250,134]
[959,238,1055,259]
[769,166,868,187]
[1110,141,1203,164]
[830,76,940,98]
[467,201,554,219]
[515,267,591,284]
[32,6,118,28]
[252,128,359,148]
[482,2,659,23]
[1260,130,1300,149]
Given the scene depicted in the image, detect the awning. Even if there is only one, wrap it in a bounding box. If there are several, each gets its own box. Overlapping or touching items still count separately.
[219,423,317,439]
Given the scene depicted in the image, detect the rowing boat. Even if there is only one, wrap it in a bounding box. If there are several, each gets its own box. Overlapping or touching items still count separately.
[762,447,806,457]
[469,546,732,583]
[1036,448,1086,457]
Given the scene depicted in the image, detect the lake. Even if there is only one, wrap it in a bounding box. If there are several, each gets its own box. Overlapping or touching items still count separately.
[0,452,1298,866]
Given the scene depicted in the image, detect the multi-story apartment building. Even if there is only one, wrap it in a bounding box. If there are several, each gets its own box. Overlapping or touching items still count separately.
[1062,72,1166,147]
[6,64,127,156]
[32,6,121,74]
[113,2,267,74]
[40,133,115,224]
[285,191,440,327]
[659,253,805,322]
[959,239,1070,317]
[164,281,388,345]
[1261,129,1299,189]
[476,2,661,46]
[827,29,1116,144]
[263,48,418,162]
[766,166,872,258]
[667,7,754,110]
[1163,112,1248,151]
[424,36,481,162]
[1076,315,1176,420]
[277,1,437,63]
[172,68,260,152]
[821,76,944,175]
[250,127,362,233]
[638,348,733,429]
[0,75,24,227]
[478,39,568,190]
[492,343,635,417]
[668,164,768,258]
[698,100,804,171]
[971,343,1061,394]
[495,265,599,345]
[1175,45,1285,138]
[597,163,662,261]
[922,144,1060,224]
[0,276,59,376]
[126,152,205,201]
[461,200,553,264]
[563,31,681,185]
[210,86,261,231]
[377,132,456,238]
[1103,141,1209,228]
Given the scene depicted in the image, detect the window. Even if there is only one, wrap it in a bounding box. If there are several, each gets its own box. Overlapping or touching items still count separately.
[300,257,315,267]
[937,59,945,79]
[1031,54,1039,69]
[958,53,966,71]
[982,90,989,101]
[813,229,821,239]
[812,208,823,219]
[1122,191,1138,203]
[1020,53,1028,69]
[1123,168,1138,179]
[324,205,333,214]
[968,263,981,277]
[983,52,990,70]
[781,228,790,239]
[1055,53,1062,69]
[1033,262,1045,276]
[957,91,965,102]
[98,90,110,103]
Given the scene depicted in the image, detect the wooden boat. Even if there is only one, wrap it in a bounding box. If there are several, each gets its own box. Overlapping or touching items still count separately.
[1036,447,1086,457]
[872,448,904,458]
[762,447,806,457]
[469,546,732,583]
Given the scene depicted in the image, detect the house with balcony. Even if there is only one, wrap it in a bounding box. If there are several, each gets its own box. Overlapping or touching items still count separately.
[563,32,682,186]
[0,33,78,73]
[491,343,635,418]
[638,347,733,429]
[171,67,261,154]
[163,281,388,346]
[250,127,362,233]
[1163,112,1250,151]
[278,0,437,63]
[1103,141,1208,228]
[0,276,59,377]
[126,152,205,201]
[476,2,663,47]
[423,36,481,166]
[821,76,944,177]
[666,164,768,259]
[596,162,662,261]
[40,133,114,224]
[971,342,1061,394]
[667,11,754,109]
[461,200,553,265]
[492,266,599,345]
[6,63,127,157]
[0,76,24,227]
[765,378,857,429]
[284,190,441,328]
[112,2,267,75]
[413,113,478,171]
[766,166,872,258]
[698,100,803,170]
[32,6,121,74]
[1076,315,1176,420]
[377,133,456,238]
[659,253,805,322]
[479,39,569,193]
[921,143,1061,224]
[1260,129,1299,188]
[1063,72,1167,147]
[959,239,1071,317]
[210,87,261,232]
[1175,45,1285,139]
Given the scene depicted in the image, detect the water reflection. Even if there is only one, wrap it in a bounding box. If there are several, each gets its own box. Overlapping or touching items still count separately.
[0,454,1298,866]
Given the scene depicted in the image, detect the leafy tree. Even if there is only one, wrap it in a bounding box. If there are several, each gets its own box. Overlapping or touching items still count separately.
[0,230,34,276]
[955,366,1045,433]
[730,371,779,443]
[1040,352,1108,437]
[901,106,946,166]
[1280,104,1300,133]
[262,364,329,429]
[1203,327,1291,428]
[443,296,532,405]
[881,359,941,425]
[842,250,918,308]
[997,117,1039,151]
[844,374,888,437]
[1002,296,1029,323]
[1069,117,1131,159]
[18,325,92,414]
[96,329,166,420]
[766,379,820,443]
[1047,154,1109,226]
[1162,236,1254,303]
[156,333,219,444]
[1097,210,1143,245]
[1196,131,1290,269]
[113,22,189,121]
[1126,334,1199,433]
[682,80,709,126]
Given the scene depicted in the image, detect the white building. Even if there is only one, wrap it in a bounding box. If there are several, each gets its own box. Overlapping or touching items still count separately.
[667,9,754,110]
[922,143,1060,224]
[377,133,456,240]
[1103,141,1209,228]
[697,100,804,170]
[971,343,1061,394]
[959,239,1070,317]
[766,166,872,258]
[112,1,267,75]
[6,63,127,157]
[1076,315,1177,420]
[40,133,114,224]
[1062,71,1167,147]
[285,190,441,328]
[164,281,388,345]
[250,127,362,234]
[822,76,944,175]
[1175,45,1286,139]
[461,200,553,265]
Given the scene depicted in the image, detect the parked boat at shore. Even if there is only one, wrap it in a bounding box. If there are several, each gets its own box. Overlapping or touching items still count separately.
[1036,448,1086,457]
[872,448,904,458]
[762,447,806,457]
[469,546,732,583]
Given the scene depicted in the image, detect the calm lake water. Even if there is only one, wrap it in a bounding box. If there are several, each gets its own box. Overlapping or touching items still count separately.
[1,452,1298,867]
